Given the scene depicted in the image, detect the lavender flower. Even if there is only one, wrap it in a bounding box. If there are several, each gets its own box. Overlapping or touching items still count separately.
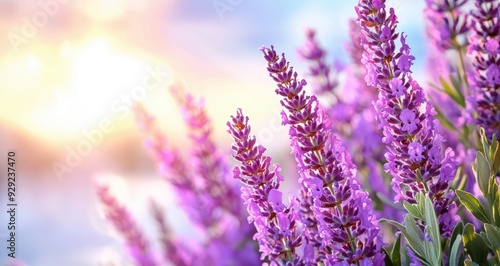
[356,0,458,236]
[135,102,259,265]
[95,183,157,266]
[298,22,400,225]
[171,87,259,265]
[297,28,340,97]
[344,20,402,222]
[468,0,500,139]
[227,109,306,265]
[261,45,385,265]
[150,200,191,266]
[424,0,470,51]
[407,248,423,266]
[171,86,249,221]
[135,105,220,230]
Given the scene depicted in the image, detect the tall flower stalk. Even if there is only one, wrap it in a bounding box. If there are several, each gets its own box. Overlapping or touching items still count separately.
[227,109,308,265]
[261,45,385,265]
[149,200,191,266]
[356,0,458,237]
[468,0,500,140]
[95,183,157,266]
[298,22,401,224]
[135,96,259,265]
[425,0,471,88]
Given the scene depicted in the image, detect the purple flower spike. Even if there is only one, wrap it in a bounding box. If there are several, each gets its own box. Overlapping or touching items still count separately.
[171,86,247,220]
[261,45,385,265]
[135,100,259,265]
[150,200,191,266]
[356,0,458,236]
[95,183,157,266]
[425,0,470,51]
[227,109,305,264]
[297,28,339,96]
[468,0,500,139]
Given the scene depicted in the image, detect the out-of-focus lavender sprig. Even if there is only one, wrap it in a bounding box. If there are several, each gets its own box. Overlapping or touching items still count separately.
[171,87,259,265]
[227,109,307,265]
[170,86,246,220]
[134,105,220,230]
[425,0,470,51]
[261,45,385,265]
[297,28,340,98]
[468,0,500,140]
[356,0,459,237]
[135,103,259,265]
[149,200,191,266]
[95,183,157,266]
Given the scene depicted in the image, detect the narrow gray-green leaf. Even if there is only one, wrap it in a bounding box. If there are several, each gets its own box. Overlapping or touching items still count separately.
[474,152,491,195]
[484,224,500,249]
[463,223,489,265]
[449,234,462,266]
[456,190,490,223]
[424,196,441,264]
[464,259,480,266]
[391,233,402,266]
[404,201,423,220]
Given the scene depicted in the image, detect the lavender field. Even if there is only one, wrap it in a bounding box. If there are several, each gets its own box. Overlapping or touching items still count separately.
[0,0,499,265]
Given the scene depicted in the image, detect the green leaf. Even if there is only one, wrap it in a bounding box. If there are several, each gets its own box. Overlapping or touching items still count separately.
[451,166,466,191]
[479,231,492,250]
[433,102,459,132]
[404,201,423,220]
[464,259,480,266]
[383,247,394,266]
[383,217,426,261]
[405,215,427,257]
[463,223,489,265]
[450,221,464,251]
[449,234,462,266]
[376,192,405,211]
[391,233,402,266]
[456,190,491,223]
[473,152,492,197]
[484,224,500,249]
[492,138,500,173]
[440,76,465,107]
[424,196,441,264]
[479,128,490,156]
[448,73,464,99]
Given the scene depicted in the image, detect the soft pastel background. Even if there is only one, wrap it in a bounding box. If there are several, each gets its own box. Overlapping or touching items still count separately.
[0,0,426,265]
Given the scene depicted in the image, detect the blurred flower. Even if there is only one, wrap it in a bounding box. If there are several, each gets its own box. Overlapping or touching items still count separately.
[468,0,500,139]
[95,182,157,266]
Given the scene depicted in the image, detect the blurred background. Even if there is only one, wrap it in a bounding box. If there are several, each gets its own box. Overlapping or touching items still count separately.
[0,0,426,265]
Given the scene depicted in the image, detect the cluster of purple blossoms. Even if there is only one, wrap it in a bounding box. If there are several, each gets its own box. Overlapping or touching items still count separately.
[425,0,470,51]
[298,22,400,224]
[95,183,157,266]
[91,1,500,265]
[149,200,192,266]
[468,0,500,139]
[227,109,307,265]
[297,28,340,98]
[259,45,385,265]
[133,90,259,265]
[356,0,458,236]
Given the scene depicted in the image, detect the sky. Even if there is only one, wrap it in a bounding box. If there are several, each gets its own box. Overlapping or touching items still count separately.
[0,0,428,265]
